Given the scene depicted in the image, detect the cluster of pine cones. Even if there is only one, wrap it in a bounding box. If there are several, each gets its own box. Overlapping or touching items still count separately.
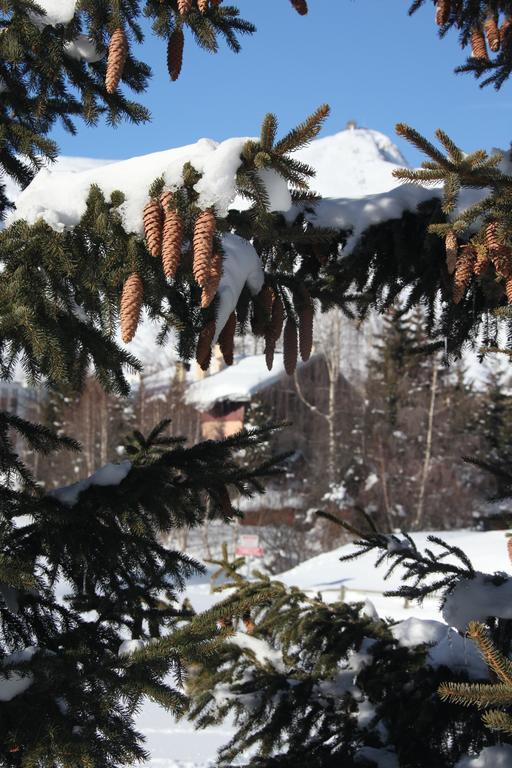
[119,195,223,346]
[447,224,512,304]
[435,0,510,60]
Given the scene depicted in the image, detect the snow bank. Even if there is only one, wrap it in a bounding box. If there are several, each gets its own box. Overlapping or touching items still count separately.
[185,353,302,411]
[456,745,512,768]
[278,529,512,596]
[49,460,132,506]
[8,137,258,233]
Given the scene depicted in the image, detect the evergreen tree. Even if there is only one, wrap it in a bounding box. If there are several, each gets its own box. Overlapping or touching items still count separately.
[184,544,494,768]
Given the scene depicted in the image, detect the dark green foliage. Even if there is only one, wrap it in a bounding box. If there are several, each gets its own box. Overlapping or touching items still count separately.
[0,416,281,766]
[185,552,492,768]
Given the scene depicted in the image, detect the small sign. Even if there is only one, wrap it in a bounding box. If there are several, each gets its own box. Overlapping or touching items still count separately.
[236,534,264,558]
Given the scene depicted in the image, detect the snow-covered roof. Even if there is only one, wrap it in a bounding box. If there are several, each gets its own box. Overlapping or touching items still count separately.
[185,353,309,411]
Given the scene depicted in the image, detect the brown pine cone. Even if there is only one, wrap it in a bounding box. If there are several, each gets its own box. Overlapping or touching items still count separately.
[290,0,308,15]
[143,199,163,258]
[167,28,184,82]
[201,252,223,308]
[435,0,450,26]
[193,209,216,288]
[445,230,458,274]
[120,273,143,343]
[500,17,511,45]
[251,285,274,335]
[161,195,183,279]
[264,336,276,371]
[471,27,488,59]
[217,616,233,630]
[196,319,215,370]
[473,246,491,277]
[506,277,512,304]
[218,311,236,366]
[177,0,193,15]
[485,15,500,52]
[453,249,476,304]
[198,0,209,11]
[283,317,298,375]
[299,303,314,362]
[491,246,512,279]
[268,294,285,342]
[242,612,256,635]
[106,28,129,94]
[485,221,501,251]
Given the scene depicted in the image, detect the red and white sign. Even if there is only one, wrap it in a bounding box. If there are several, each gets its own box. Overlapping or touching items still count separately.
[235,534,264,558]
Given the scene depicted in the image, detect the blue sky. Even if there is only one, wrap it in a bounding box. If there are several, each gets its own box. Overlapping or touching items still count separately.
[51,0,512,167]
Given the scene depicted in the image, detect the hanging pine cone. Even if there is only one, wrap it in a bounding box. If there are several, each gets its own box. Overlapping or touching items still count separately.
[251,285,274,335]
[283,317,298,375]
[507,536,512,565]
[143,198,163,258]
[500,17,511,45]
[167,29,184,81]
[193,209,216,288]
[218,312,236,366]
[201,252,223,308]
[445,230,458,274]
[471,27,488,59]
[268,294,285,342]
[485,221,501,251]
[473,246,491,277]
[435,0,450,26]
[299,302,314,362]
[485,15,500,52]
[506,277,512,304]
[106,28,129,94]
[161,194,183,279]
[264,336,276,371]
[453,248,476,304]
[217,616,233,629]
[120,273,143,343]
[290,0,308,15]
[196,319,215,370]
[242,611,256,635]
[198,0,209,11]
[177,0,193,15]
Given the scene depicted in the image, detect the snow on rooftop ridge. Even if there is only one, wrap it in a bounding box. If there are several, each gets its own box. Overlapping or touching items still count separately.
[185,353,309,411]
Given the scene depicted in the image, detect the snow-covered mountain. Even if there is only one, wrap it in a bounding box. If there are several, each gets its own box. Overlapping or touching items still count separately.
[297,126,409,199]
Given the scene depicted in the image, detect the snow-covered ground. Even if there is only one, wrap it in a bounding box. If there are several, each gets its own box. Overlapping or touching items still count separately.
[139,528,512,767]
